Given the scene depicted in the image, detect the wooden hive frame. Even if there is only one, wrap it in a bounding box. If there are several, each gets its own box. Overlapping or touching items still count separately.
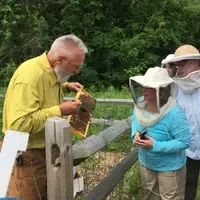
[67,89,96,138]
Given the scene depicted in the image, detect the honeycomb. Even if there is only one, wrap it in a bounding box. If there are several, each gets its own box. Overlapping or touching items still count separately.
[68,89,96,138]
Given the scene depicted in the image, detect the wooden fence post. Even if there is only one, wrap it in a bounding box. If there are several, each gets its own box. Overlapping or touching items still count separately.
[45,117,73,200]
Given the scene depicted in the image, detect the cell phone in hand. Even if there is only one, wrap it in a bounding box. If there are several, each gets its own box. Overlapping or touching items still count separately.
[138,129,148,140]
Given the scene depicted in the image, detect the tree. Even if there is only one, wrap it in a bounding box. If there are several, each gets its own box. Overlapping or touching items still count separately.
[0,0,200,88]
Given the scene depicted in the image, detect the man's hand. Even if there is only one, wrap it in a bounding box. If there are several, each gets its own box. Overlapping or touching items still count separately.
[66,82,83,93]
[59,100,82,115]
[134,133,154,148]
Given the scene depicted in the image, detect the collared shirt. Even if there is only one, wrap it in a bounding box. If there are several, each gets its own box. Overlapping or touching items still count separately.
[177,86,200,160]
[3,52,63,149]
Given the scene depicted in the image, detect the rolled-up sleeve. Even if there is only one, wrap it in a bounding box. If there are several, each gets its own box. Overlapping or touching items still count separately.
[8,83,61,134]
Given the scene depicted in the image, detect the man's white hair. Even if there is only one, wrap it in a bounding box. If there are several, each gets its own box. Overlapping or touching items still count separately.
[50,34,88,54]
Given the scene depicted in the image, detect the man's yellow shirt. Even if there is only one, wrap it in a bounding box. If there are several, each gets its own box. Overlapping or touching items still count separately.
[2,52,67,149]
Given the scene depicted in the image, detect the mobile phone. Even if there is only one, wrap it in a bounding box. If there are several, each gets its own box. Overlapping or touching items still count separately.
[138,129,148,140]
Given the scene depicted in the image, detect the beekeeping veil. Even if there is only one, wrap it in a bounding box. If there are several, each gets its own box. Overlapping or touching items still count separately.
[161,54,175,68]
[162,45,200,94]
[129,67,176,127]
[161,54,177,77]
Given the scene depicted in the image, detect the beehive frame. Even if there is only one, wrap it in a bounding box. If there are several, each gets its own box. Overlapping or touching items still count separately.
[67,89,96,138]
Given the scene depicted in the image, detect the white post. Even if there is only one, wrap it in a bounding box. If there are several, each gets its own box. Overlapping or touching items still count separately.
[0,130,29,197]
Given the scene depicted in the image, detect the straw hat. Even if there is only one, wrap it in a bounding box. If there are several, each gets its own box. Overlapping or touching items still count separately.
[166,45,200,63]
[129,67,174,88]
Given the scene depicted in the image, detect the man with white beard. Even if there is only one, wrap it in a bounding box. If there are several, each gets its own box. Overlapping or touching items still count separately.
[162,45,200,200]
[2,34,88,200]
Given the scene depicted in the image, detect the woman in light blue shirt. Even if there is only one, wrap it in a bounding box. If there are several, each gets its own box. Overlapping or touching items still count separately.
[129,67,190,200]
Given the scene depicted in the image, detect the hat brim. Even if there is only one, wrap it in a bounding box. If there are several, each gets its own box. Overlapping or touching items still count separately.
[130,76,174,88]
[167,54,200,63]
[161,54,175,65]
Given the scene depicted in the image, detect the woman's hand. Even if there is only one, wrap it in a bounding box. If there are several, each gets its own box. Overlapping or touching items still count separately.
[134,132,141,141]
[134,134,154,148]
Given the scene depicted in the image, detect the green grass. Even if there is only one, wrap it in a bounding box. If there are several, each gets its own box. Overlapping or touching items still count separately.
[70,86,142,199]
[1,86,200,199]
[71,86,134,149]
[67,86,200,200]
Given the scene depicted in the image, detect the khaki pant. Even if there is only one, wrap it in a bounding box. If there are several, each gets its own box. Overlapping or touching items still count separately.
[140,165,186,200]
[0,139,47,200]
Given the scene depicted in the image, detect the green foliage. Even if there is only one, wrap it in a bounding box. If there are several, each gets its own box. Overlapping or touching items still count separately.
[0,87,6,138]
[1,0,200,88]
[71,86,133,145]
[1,2,200,198]
[0,61,17,87]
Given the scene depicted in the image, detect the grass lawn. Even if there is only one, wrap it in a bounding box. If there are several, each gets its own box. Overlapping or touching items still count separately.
[1,86,200,199]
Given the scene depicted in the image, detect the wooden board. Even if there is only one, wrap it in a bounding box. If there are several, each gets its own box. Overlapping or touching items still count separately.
[91,118,120,125]
[64,97,133,105]
[72,116,132,165]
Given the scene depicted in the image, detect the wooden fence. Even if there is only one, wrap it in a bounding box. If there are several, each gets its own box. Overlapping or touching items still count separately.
[45,98,138,200]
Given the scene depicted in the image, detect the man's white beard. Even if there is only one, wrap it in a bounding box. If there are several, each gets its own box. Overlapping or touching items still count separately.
[54,67,71,83]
